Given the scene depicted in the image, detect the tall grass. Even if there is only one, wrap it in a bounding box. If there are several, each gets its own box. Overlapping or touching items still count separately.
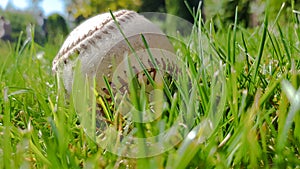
[0,4,300,168]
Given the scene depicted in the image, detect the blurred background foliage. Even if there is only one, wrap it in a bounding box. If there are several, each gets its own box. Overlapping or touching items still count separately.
[66,0,141,23]
[0,9,36,42]
[0,0,299,45]
[46,13,69,44]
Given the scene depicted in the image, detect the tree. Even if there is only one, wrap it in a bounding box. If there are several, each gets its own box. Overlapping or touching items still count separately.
[66,0,141,22]
[218,0,300,28]
[46,13,69,44]
[26,0,42,15]
[165,0,204,23]
[223,0,251,27]
[139,0,166,13]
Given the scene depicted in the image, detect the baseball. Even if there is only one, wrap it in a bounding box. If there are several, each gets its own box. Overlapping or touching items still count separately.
[52,10,175,96]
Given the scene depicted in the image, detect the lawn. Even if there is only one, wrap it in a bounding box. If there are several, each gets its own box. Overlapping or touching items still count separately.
[0,5,300,169]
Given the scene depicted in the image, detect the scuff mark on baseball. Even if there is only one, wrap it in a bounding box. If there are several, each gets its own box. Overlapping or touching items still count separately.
[52,9,176,96]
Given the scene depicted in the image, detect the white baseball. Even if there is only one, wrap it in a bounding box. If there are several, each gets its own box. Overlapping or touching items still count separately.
[52,10,175,96]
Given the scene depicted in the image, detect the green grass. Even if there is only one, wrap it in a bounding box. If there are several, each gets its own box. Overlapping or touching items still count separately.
[1,6,300,169]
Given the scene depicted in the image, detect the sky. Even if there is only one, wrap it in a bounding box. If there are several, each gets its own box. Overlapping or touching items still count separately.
[0,0,65,16]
